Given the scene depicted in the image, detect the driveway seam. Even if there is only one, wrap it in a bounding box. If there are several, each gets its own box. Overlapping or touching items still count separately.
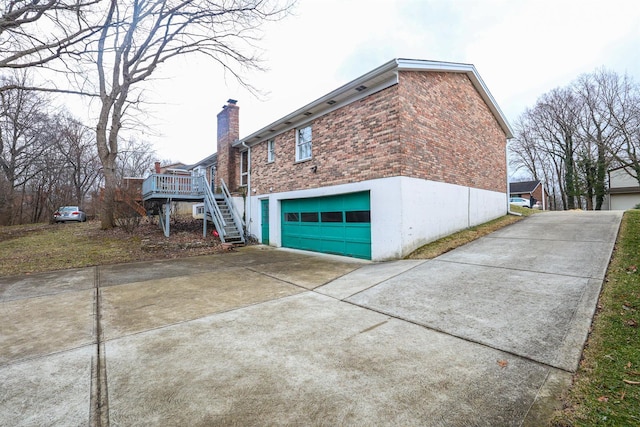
[0,287,94,303]
[483,235,616,244]
[99,290,308,344]
[0,344,96,369]
[91,266,109,427]
[340,297,574,373]
[432,258,605,280]
[319,260,430,300]
[243,266,322,290]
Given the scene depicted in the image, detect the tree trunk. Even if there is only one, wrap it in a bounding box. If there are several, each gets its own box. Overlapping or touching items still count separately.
[100,157,117,229]
[565,139,577,210]
[594,144,606,210]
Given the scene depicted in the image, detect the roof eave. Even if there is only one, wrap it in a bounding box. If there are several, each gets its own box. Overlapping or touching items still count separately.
[236,58,514,146]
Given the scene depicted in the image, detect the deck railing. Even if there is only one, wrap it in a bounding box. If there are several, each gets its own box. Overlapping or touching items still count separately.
[142,174,205,198]
[142,173,244,243]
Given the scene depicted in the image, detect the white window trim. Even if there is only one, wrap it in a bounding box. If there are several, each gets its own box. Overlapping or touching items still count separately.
[267,139,275,163]
[295,125,312,162]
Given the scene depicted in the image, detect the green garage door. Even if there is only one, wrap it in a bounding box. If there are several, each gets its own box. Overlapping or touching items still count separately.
[281,191,371,259]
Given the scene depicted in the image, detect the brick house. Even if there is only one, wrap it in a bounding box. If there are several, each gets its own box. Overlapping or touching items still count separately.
[509,180,546,209]
[214,58,513,260]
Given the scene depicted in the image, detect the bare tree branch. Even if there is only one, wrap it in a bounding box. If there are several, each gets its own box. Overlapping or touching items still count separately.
[1,0,104,70]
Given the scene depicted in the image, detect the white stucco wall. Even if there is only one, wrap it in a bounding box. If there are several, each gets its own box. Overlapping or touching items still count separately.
[246,176,506,261]
[397,177,506,258]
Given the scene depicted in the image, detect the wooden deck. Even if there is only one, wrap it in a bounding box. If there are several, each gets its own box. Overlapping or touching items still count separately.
[142,174,208,202]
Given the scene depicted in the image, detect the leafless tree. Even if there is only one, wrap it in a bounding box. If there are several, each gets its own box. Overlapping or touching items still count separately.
[55,0,292,229]
[53,112,102,205]
[0,73,52,224]
[572,70,623,210]
[116,137,156,179]
[510,114,547,181]
[510,114,565,210]
[3,1,293,228]
[510,67,640,210]
[0,0,103,72]
[601,71,640,184]
[527,88,581,210]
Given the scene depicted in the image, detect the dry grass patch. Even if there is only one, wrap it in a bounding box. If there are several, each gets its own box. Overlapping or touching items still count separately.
[0,219,224,277]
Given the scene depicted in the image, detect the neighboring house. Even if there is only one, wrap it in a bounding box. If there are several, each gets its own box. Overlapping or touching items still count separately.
[509,180,545,209]
[153,161,190,175]
[150,161,195,216]
[608,166,640,210]
[189,153,217,189]
[213,58,513,261]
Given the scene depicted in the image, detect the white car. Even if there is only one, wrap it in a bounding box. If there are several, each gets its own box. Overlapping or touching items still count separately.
[509,197,530,208]
[53,206,87,222]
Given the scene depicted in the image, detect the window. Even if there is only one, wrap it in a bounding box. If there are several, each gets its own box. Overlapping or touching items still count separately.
[301,212,319,222]
[321,211,343,222]
[267,140,275,163]
[240,151,248,186]
[296,125,312,161]
[285,212,299,222]
[345,210,371,223]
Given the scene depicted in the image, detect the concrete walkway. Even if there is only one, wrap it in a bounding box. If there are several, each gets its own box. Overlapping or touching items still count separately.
[0,210,622,426]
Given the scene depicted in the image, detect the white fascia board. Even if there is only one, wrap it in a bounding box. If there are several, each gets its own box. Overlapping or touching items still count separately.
[236,59,401,147]
[238,76,399,147]
[236,58,514,147]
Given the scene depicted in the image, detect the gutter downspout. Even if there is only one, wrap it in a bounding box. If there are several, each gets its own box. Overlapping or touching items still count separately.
[506,138,522,216]
[241,140,251,238]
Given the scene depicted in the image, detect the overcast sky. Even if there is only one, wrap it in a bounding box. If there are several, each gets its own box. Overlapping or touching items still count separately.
[121,0,640,166]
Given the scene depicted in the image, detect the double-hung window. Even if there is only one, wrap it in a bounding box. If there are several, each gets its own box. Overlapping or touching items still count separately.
[267,139,275,163]
[296,125,312,161]
[240,150,248,186]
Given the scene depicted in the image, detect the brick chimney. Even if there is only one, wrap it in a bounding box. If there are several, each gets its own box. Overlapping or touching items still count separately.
[215,99,239,190]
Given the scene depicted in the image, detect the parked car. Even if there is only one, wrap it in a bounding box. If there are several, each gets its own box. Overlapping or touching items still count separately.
[53,206,87,223]
[509,197,530,208]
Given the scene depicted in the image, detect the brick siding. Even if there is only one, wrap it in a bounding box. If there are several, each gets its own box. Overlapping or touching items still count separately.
[249,86,402,195]
[246,71,507,196]
[398,72,506,193]
[216,102,240,191]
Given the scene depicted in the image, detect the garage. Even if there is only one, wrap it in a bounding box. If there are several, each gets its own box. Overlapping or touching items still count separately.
[281,191,371,259]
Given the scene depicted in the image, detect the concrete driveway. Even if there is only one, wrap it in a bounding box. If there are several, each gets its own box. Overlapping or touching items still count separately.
[0,210,622,426]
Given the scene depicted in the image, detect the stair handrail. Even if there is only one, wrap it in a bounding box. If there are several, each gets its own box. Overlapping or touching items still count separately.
[201,176,227,240]
[220,178,246,232]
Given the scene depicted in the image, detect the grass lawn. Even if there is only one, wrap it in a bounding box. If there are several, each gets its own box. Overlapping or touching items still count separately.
[1,206,538,276]
[554,209,640,426]
[0,219,222,277]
